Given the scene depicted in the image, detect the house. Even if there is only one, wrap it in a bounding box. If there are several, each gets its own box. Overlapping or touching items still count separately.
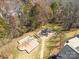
[17,35,39,53]
[48,35,79,59]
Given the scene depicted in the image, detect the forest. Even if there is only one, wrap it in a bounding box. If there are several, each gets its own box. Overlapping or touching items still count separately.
[0,0,79,47]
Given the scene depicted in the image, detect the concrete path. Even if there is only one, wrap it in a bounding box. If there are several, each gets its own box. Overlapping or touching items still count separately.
[40,39,45,59]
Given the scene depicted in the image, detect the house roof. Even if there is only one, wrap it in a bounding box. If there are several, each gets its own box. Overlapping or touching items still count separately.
[65,35,79,53]
[57,45,79,59]
[48,45,79,59]
[75,34,79,38]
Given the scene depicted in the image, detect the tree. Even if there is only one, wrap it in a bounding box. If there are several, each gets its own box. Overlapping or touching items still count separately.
[51,2,57,15]
[25,17,40,32]
[29,4,40,17]
[61,2,79,30]
[51,2,79,30]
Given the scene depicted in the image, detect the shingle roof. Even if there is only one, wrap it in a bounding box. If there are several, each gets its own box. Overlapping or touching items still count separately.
[48,45,79,59]
[75,34,79,38]
[57,45,79,59]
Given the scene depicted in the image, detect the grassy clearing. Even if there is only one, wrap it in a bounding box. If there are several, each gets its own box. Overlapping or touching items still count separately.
[0,24,79,59]
[42,24,79,57]
[15,46,40,59]
[12,48,19,59]
[43,24,61,30]
[43,43,50,59]
[0,45,19,59]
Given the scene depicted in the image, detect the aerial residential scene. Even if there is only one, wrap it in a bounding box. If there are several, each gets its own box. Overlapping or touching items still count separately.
[0,0,79,59]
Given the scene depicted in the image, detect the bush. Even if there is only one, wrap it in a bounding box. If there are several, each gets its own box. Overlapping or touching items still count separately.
[0,17,10,38]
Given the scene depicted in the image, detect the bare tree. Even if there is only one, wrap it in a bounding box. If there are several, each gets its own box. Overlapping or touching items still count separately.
[54,2,79,30]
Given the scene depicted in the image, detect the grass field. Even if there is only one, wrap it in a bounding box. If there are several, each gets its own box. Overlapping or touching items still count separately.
[0,24,79,59]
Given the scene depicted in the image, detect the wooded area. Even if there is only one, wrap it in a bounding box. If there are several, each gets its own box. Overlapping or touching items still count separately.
[0,0,79,47]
